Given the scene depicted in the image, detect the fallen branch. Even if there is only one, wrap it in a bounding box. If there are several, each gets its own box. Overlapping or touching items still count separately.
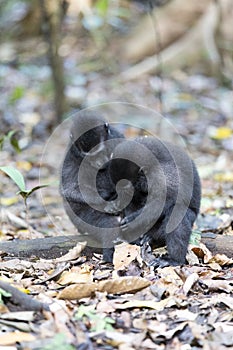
[0,280,49,312]
[0,233,232,259]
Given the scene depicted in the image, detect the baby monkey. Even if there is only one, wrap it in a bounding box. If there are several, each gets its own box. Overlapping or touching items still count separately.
[108,136,201,266]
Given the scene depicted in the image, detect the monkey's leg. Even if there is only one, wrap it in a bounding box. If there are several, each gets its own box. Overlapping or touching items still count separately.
[153,208,196,267]
[103,247,115,262]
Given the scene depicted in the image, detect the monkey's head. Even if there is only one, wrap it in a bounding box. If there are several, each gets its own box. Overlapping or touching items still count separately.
[70,110,111,156]
[109,139,151,194]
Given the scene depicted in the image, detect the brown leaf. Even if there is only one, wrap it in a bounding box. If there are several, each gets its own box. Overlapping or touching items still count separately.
[113,243,142,270]
[57,265,93,285]
[0,332,35,345]
[113,297,177,311]
[208,254,233,266]
[182,272,199,295]
[200,279,233,293]
[45,242,87,263]
[58,276,150,300]
[191,242,213,262]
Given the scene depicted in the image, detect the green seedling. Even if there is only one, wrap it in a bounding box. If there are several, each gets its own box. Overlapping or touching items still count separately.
[0,166,48,230]
[0,166,48,205]
[9,86,25,105]
[41,333,75,350]
[95,0,109,16]
[75,304,115,332]
[0,130,21,153]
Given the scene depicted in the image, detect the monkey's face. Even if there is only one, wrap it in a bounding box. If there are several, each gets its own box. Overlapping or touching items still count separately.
[70,111,111,155]
[71,124,109,154]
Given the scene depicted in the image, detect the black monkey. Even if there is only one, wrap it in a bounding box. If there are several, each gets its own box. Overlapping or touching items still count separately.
[108,136,201,266]
[60,111,124,262]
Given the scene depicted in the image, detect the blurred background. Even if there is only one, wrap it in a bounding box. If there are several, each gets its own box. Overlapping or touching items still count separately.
[0,0,233,236]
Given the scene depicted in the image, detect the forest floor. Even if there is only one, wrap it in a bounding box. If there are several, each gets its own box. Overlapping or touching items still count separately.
[0,8,233,349]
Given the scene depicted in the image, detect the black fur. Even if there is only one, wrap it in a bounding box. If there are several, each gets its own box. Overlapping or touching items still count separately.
[60,111,124,262]
[108,136,201,266]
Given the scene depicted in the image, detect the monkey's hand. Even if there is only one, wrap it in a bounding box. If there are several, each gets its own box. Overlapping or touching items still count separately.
[120,212,139,231]
[120,217,129,231]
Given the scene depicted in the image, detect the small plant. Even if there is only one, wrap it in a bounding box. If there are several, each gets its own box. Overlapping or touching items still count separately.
[9,86,25,105]
[75,304,115,332]
[0,166,48,230]
[0,130,21,153]
[0,166,47,205]
[41,333,75,350]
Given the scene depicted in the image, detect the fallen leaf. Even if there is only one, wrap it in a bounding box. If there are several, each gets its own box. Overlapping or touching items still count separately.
[113,297,177,311]
[200,279,233,293]
[191,242,213,263]
[215,295,233,310]
[113,243,141,270]
[0,196,19,206]
[0,332,35,346]
[0,311,34,321]
[58,276,150,300]
[210,126,232,140]
[207,254,233,266]
[16,160,32,171]
[214,172,233,182]
[57,265,93,285]
[182,272,199,295]
[44,242,87,263]
[100,330,146,347]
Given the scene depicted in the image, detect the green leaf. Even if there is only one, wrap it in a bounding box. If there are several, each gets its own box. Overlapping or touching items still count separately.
[8,130,21,153]
[7,130,17,139]
[75,305,115,332]
[40,333,75,350]
[75,304,95,319]
[17,184,49,199]
[9,86,25,104]
[0,136,4,150]
[0,130,21,153]
[96,0,109,16]
[10,137,21,153]
[0,166,26,191]
[0,287,11,304]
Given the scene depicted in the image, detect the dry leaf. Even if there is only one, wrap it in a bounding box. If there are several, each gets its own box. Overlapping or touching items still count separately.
[0,196,18,206]
[57,266,93,285]
[58,276,150,300]
[215,295,233,310]
[210,126,232,140]
[103,330,146,348]
[200,279,233,293]
[2,210,28,229]
[0,311,34,321]
[0,332,35,346]
[207,254,233,266]
[44,242,87,263]
[113,297,176,311]
[113,243,141,270]
[191,242,213,262]
[50,300,75,343]
[182,272,199,295]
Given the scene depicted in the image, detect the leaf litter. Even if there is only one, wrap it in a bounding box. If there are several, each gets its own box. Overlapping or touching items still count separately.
[0,8,233,349]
